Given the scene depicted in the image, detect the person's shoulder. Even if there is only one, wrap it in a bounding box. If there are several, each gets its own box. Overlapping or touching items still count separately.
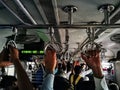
[54,75,72,90]
[79,76,84,81]
[55,75,69,82]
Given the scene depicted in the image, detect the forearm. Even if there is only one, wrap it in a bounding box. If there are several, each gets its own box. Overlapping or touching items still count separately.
[92,66,109,90]
[13,59,33,90]
[92,66,103,78]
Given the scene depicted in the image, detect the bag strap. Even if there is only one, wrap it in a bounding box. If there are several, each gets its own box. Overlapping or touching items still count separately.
[70,74,82,85]
[75,75,81,85]
[70,74,74,84]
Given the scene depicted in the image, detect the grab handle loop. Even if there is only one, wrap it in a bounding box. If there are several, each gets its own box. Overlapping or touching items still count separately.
[81,27,101,56]
[6,40,17,48]
[44,27,63,54]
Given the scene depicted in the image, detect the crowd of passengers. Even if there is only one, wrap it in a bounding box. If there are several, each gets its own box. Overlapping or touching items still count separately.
[0,46,119,90]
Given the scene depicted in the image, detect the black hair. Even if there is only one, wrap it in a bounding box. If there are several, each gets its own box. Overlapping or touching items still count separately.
[74,65,82,75]
[67,61,72,73]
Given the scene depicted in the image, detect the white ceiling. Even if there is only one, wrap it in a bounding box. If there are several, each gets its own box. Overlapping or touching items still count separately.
[0,0,120,58]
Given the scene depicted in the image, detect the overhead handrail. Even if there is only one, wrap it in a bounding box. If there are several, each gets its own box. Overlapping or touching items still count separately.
[81,27,101,56]
[5,27,18,49]
[77,4,115,56]
[1,23,120,29]
[44,27,63,54]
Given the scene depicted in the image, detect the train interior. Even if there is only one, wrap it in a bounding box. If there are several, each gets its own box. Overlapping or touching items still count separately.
[0,0,120,89]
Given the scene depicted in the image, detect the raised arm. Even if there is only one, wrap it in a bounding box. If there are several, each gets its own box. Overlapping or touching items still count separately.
[81,50,109,90]
[81,50,103,78]
[9,46,33,90]
[41,49,57,90]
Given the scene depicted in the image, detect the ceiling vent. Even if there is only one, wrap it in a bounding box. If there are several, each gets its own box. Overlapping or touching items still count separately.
[110,34,120,43]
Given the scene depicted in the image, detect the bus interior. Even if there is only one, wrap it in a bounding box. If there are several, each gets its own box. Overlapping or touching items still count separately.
[0,0,120,89]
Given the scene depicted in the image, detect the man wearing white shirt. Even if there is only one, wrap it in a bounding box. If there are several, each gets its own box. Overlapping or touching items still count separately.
[81,49,109,90]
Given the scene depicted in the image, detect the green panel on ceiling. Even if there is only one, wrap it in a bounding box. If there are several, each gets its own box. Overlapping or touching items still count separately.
[36,29,49,42]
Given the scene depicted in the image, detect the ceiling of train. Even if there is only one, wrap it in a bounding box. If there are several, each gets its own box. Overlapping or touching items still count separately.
[0,0,120,58]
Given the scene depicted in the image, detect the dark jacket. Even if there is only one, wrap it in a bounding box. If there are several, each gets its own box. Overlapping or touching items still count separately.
[54,75,72,90]
[69,74,95,90]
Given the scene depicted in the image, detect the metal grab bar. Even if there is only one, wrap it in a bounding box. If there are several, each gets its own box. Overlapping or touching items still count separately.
[44,27,63,54]
[81,41,101,56]
[5,27,17,49]
[1,24,120,29]
[81,27,101,56]
[6,40,17,49]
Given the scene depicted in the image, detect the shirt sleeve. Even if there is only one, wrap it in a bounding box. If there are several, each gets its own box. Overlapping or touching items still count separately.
[94,76,109,90]
[41,74,54,90]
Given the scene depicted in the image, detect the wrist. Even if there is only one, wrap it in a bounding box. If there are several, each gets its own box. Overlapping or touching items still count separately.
[94,73,104,79]
[45,68,54,74]
[44,69,54,78]
[92,66,103,78]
